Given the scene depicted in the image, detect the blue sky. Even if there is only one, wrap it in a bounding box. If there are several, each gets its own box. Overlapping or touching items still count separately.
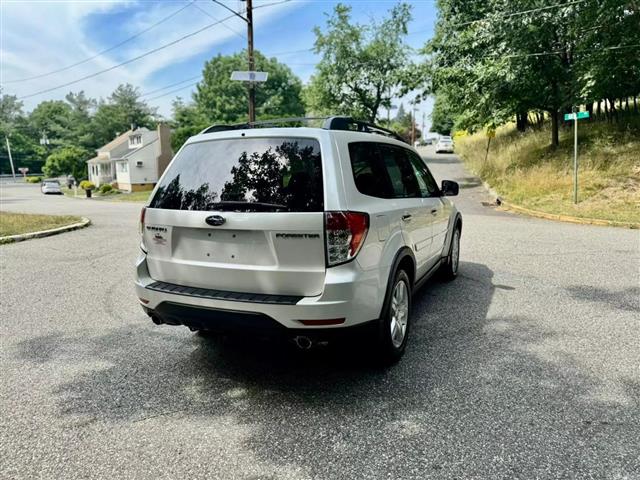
[0,0,438,130]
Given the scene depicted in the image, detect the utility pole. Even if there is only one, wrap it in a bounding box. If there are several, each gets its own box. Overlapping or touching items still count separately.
[214,0,257,122]
[5,136,16,181]
[411,108,417,145]
[573,110,578,204]
[246,0,255,122]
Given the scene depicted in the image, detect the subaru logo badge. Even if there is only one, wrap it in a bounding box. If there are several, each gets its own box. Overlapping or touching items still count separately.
[205,215,226,226]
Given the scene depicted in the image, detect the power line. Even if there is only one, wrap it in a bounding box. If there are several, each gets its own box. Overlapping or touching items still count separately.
[254,0,293,10]
[140,76,201,97]
[190,1,246,39]
[452,0,589,27]
[146,82,201,102]
[2,1,197,84]
[211,0,248,21]
[484,43,640,60]
[17,13,237,100]
[139,42,639,105]
[264,48,313,56]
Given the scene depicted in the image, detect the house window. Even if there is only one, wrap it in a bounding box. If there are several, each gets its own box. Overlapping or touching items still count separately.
[129,134,142,147]
[118,162,128,173]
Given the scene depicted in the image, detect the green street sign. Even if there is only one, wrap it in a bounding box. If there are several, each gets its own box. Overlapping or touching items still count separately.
[564,111,590,121]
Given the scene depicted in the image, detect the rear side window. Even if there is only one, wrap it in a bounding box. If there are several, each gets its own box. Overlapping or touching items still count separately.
[348,142,393,198]
[406,151,440,197]
[378,144,421,198]
[150,137,323,212]
[348,142,422,199]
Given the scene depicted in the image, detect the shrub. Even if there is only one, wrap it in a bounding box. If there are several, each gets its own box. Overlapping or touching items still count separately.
[99,184,114,194]
[43,146,90,179]
[79,180,95,191]
[26,176,42,183]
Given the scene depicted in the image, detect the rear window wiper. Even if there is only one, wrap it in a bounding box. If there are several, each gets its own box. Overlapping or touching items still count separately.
[209,201,289,212]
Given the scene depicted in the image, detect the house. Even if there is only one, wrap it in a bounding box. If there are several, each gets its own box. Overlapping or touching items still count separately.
[87,124,172,192]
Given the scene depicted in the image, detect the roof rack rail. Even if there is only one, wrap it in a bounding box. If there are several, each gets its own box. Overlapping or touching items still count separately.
[322,116,406,143]
[199,116,407,143]
[199,117,327,134]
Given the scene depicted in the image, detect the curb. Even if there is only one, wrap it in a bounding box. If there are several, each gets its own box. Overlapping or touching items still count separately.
[0,217,91,244]
[479,180,638,228]
[497,202,639,229]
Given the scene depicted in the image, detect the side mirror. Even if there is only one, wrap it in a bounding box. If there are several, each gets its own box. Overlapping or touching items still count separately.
[441,180,459,196]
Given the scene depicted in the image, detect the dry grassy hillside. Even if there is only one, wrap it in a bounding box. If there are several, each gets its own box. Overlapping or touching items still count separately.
[454,118,640,224]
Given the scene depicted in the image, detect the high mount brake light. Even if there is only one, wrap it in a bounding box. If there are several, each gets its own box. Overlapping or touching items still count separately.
[325,211,369,266]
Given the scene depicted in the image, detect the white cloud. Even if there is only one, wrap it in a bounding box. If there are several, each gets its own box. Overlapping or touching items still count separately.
[0,0,299,116]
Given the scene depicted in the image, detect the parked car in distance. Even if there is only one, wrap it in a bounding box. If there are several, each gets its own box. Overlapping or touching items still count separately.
[135,116,462,364]
[41,179,63,195]
[435,137,454,153]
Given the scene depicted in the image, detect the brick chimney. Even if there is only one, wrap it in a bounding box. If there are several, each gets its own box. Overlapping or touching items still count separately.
[156,123,173,178]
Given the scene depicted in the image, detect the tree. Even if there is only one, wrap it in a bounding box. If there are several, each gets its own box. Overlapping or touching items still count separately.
[424,0,640,147]
[42,145,90,179]
[65,91,97,149]
[170,98,208,152]
[304,3,414,123]
[395,103,407,122]
[28,100,73,148]
[0,90,43,174]
[193,50,304,124]
[91,84,156,146]
[430,95,455,136]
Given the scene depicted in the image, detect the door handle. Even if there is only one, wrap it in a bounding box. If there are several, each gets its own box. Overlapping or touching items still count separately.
[430,208,438,216]
[401,214,412,222]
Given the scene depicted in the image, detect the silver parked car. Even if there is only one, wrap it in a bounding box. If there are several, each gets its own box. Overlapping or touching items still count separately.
[135,117,462,363]
[41,179,62,195]
[435,136,454,153]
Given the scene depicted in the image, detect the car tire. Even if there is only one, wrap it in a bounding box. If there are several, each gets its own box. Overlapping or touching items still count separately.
[374,269,412,365]
[440,225,461,281]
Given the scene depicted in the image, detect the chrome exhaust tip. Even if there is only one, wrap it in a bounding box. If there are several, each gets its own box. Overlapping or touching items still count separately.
[293,335,313,350]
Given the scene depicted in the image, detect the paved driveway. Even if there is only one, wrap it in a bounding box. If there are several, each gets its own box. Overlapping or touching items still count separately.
[1,150,638,479]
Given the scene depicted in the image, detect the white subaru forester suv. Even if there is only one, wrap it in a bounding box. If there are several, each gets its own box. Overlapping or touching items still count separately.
[135,117,461,363]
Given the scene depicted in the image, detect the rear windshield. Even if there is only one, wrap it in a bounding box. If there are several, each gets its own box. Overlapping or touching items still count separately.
[150,137,323,212]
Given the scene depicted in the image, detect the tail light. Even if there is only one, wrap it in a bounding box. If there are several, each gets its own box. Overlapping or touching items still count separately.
[139,206,146,235]
[325,211,369,266]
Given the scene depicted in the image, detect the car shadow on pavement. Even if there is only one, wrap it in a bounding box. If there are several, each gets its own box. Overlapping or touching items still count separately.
[15,261,640,478]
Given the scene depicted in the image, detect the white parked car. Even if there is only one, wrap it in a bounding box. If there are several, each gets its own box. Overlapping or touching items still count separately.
[435,137,454,153]
[41,179,62,195]
[135,117,462,363]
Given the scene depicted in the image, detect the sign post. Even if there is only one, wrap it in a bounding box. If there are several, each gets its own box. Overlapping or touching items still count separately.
[564,110,590,204]
[231,71,268,122]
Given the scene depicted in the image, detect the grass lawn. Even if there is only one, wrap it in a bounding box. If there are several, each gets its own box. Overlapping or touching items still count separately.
[0,211,83,238]
[454,117,640,225]
[60,187,149,202]
[108,190,152,203]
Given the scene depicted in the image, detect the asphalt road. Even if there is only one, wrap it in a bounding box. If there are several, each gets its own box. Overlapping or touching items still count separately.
[1,148,639,479]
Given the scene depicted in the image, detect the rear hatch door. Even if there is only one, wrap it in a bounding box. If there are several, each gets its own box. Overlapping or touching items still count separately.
[143,136,326,297]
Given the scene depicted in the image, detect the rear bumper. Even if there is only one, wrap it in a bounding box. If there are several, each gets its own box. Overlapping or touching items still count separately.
[142,302,377,340]
[134,252,384,331]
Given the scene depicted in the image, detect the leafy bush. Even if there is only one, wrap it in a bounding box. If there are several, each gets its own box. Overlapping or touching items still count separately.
[79,180,95,191]
[26,176,42,183]
[99,183,114,194]
[43,146,90,179]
